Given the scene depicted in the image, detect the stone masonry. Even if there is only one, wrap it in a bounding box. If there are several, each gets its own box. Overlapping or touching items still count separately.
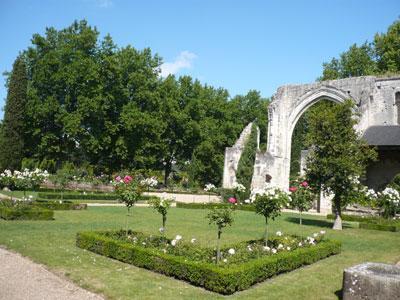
[223,76,400,214]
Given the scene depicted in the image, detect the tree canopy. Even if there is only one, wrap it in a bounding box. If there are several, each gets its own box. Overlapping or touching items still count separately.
[1,20,269,187]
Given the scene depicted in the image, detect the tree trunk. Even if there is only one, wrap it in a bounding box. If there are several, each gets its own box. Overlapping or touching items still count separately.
[216,228,222,264]
[299,210,302,225]
[332,199,342,230]
[164,161,171,186]
[264,218,268,246]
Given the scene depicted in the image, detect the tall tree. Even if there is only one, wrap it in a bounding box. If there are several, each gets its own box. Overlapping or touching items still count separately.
[374,19,400,74]
[0,56,28,170]
[305,100,377,230]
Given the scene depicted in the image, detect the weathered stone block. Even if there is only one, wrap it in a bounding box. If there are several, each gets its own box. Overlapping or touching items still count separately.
[343,262,400,300]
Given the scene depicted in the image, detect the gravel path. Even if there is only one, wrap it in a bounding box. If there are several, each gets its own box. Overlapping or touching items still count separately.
[0,247,103,300]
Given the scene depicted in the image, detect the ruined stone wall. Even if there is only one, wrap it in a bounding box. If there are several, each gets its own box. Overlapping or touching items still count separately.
[222,122,256,188]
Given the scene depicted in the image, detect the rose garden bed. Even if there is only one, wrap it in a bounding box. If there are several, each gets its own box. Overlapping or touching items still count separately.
[327,214,400,232]
[76,230,341,294]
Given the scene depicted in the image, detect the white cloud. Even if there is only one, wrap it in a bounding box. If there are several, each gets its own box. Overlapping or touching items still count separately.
[160,51,197,78]
[96,0,113,8]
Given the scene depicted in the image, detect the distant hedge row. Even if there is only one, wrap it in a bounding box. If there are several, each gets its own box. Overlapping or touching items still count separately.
[76,231,341,294]
[176,202,255,212]
[38,192,158,202]
[0,206,54,220]
[327,214,400,232]
[34,200,87,210]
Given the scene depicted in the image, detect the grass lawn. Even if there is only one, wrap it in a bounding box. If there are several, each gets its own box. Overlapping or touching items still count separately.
[0,207,399,299]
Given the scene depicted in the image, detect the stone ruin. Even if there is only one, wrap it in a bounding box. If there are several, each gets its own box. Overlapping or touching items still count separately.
[223,76,400,213]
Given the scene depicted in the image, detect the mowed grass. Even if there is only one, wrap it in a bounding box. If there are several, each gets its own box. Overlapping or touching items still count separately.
[0,207,399,300]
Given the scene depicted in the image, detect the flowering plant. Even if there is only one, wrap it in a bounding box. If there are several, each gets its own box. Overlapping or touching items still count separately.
[149,196,172,237]
[204,183,216,192]
[289,178,315,225]
[0,168,49,199]
[253,188,289,246]
[207,207,234,264]
[113,175,145,233]
[140,177,158,190]
[376,187,400,219]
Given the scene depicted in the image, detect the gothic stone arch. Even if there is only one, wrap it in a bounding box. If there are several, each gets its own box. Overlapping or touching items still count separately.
[250,76,400,203]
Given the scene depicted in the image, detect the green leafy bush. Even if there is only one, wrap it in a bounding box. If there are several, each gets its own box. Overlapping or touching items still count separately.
[34,200,87,210]
[0,205,54,220]
[327,214,400,232]
[176,202,255,211]
[76,231,340,294]
[38,192,119,200]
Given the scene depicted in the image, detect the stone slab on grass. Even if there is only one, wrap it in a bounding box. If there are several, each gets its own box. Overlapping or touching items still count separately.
[343,262,400,300]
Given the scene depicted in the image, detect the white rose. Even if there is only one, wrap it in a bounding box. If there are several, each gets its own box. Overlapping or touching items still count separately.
[228,248,235,255]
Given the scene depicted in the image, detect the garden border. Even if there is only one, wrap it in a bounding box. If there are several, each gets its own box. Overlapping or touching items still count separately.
[0,206,54,220]
[326,214,400,232]
[76,231,341,294]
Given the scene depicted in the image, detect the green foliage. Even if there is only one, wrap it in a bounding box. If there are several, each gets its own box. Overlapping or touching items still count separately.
[326,214,400,232]
[359,222,400,232]
[289,179,315,225]
[236,124,258,198]
[0,56,28,170]
[33,200,87,210]
[207,207,234,263]
[76,230,340,294]
[0,205,53,220]
[305,100,377,225]
[176,202,255,211]
[254,189,289,223]
[290,100,336,176]
[3,20,268,187]
[149,198,172,231]
[38,192,118,200]
[320,19,400,80]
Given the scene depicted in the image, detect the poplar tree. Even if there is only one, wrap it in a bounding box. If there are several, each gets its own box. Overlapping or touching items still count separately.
[0,56,28,170]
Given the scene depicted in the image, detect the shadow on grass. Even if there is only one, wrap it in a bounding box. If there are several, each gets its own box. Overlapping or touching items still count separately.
[285,217,353,229]
[334,289,343,299]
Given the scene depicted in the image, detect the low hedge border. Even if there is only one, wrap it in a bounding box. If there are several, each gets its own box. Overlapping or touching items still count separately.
[327,214,400,232]
[359,222,400,232]
[176,202,255,212]
[37,192,159,202]
[76,231,341,294]
[0,206,54,220]
[34,200,87,210]
[38,192,119,200]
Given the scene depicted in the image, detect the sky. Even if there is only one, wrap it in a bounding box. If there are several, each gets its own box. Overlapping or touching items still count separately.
[0,0,399,118]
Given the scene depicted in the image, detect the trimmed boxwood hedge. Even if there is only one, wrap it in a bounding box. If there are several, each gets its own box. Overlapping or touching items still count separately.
[76,231,341,294]
[359,222,400,232]
[34,200,87,210]
[176,202,255,212]
[38,192,159,202]
[327,214,400,232]
[0,206,54,220]
[38,192,119,200]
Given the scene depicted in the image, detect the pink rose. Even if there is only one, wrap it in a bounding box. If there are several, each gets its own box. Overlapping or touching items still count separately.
[123,175,133,184]
[301,181,309,187]
[115,176,122,182]
[228,197,237,204]
[289,186,298,193]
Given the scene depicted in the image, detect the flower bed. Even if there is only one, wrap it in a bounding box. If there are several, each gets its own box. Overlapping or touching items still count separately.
[76,230,340,294]
[176,202,255,212]
[34,200,87,210]
[0,205,54,220]
[327,214,400,232]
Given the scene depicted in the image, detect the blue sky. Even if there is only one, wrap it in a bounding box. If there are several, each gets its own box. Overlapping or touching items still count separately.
[0,0,399,118]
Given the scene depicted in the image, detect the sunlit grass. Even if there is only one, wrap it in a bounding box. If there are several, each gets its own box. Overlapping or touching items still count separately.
[0,207,399,299]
